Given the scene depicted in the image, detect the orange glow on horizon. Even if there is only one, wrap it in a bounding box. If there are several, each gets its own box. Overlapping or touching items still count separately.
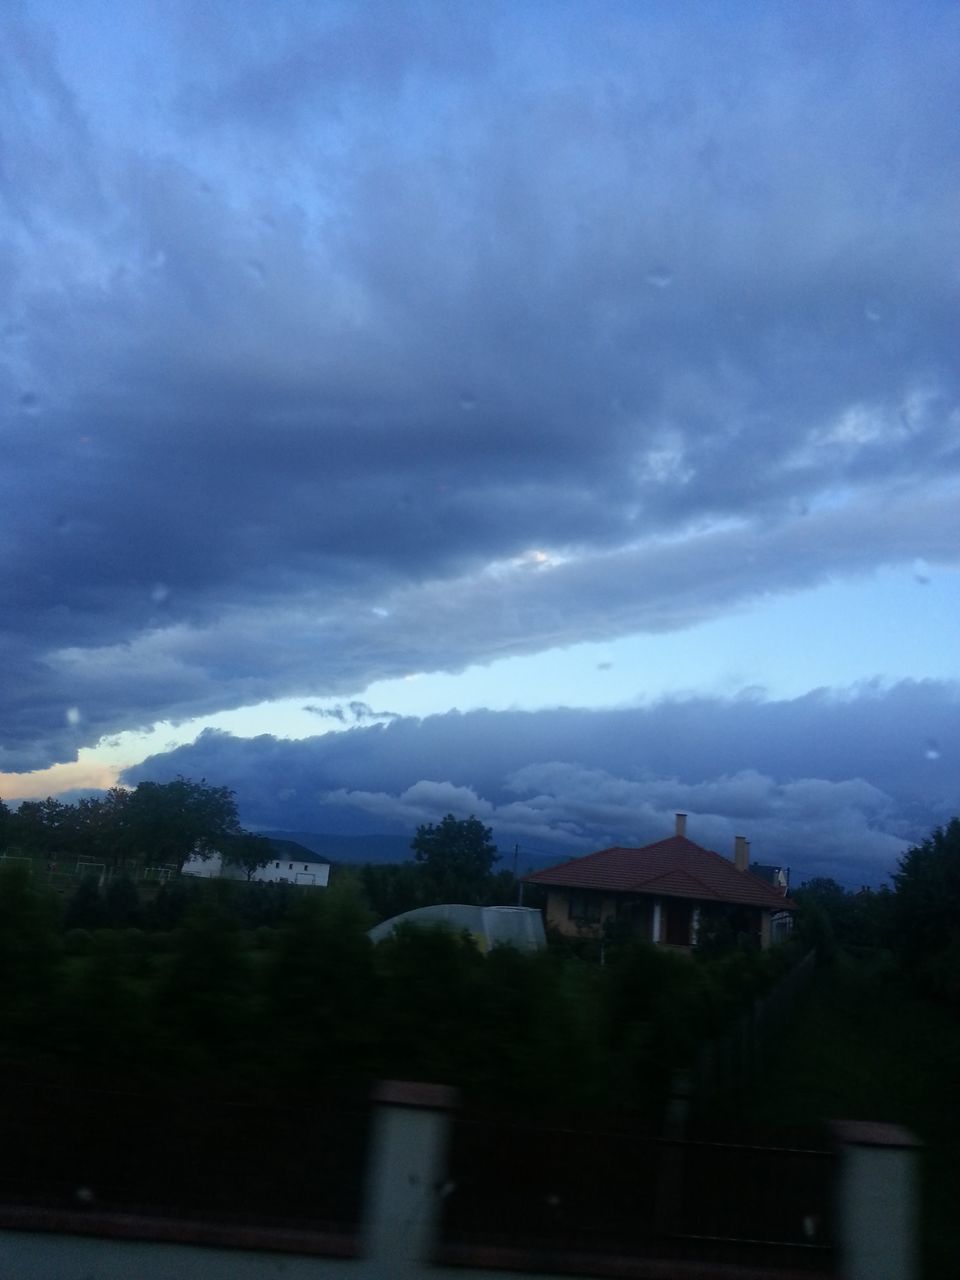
[0,759,124,803]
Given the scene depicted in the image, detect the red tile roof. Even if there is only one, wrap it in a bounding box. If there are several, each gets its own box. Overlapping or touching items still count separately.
[524,836,795,910]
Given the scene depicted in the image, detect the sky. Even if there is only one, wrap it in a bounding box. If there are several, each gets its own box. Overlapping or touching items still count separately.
[2,0,958,886]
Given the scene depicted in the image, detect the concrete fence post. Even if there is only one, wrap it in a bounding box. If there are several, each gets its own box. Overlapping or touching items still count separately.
[362,1080,459,1278]
[831,1121,921,1280]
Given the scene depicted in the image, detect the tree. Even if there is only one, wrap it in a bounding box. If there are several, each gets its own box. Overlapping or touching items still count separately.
[791,877,895,957]
[0,866,62,1046]
[264,883,375,1084]
[411,814,499,904]
[223,832,274,881]
[125,777,241,871]
[893,818,960,1003]
[75,788,135,872]
[0,796,10,849]
[104,874,141,927]
[360,862,429,921]
[10,797,81,856]
[63,875,108,931]
[152,902,252,1068]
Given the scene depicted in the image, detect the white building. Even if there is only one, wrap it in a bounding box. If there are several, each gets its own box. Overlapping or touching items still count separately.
[368,904,546,952]
[181,840,331,887]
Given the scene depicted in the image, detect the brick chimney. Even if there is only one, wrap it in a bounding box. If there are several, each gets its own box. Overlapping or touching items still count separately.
[675,812,687,837]
[734,835,749,872]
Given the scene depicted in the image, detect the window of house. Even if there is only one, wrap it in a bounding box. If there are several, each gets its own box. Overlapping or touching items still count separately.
[274,861,279,868]
[664,900,693,945]
[568,891,601,923]
[288,862,293,870]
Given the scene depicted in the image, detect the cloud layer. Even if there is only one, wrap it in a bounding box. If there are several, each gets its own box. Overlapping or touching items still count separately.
[123,679,960,886]
[3,1,958,769]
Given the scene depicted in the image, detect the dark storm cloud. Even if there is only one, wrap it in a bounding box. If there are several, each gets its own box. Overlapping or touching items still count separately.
[123,679,960,886]
[2,1,959,767]
[302,701,399,723]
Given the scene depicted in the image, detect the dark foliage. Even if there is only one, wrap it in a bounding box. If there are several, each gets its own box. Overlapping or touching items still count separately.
[893,818,960,1004]
[0,864,799,1117]
[0,867,63,1051]
[411,813,500,903]
[5,777,247,874]
[792,877,895,959]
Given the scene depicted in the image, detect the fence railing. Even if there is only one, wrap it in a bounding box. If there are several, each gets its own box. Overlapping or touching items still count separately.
[0,1077,370,1230]
[0,1079,919,1280]
[441,1111,834,1271]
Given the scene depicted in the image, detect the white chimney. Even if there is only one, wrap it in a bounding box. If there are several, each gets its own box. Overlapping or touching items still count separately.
[675,812,687,837]
[734,835,749,872]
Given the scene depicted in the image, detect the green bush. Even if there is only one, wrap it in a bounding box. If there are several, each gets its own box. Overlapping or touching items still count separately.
[63,927,95,956]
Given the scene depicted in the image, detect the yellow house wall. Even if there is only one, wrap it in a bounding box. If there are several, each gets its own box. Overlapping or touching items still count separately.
[760,908,772,950]
[544,890,618,937]
[544,892,777,949]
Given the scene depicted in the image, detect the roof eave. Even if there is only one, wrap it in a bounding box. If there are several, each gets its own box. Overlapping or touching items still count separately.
[527,879,796,911]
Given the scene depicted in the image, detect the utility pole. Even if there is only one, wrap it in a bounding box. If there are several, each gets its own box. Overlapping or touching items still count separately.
[514,844,524,906]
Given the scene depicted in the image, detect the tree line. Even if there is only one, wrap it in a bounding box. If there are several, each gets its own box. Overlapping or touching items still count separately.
[0,777,273,877]
[0,862,797,1116]
[4,792,956,1221]
[790,817,960,1007]
[0,856,806,1220]
[359,813,522,917]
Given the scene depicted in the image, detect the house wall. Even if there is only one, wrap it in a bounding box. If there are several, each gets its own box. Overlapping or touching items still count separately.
[771,910,794,945]
[546,892,688,945]
[181,852,330,887]
[698,902,769,950]
[544,891,779,951]
[544,890,617,937]
[760,909,772,950]
[180,851,223,879]
[250,860,330,887]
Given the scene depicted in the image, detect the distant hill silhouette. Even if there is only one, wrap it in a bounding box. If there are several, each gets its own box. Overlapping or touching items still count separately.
[264,838,330,865]
[259,830,413,865]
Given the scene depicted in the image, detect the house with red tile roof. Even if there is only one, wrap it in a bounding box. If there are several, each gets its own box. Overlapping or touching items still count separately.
[523,814,795,950]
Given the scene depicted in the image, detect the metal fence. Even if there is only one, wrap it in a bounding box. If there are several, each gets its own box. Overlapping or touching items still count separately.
[0,1077,370,1231]
[0,1076,881,1275]
[441,1111,834,1271]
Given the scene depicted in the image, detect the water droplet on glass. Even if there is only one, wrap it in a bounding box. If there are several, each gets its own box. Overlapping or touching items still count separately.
[924,739,941,761]
[645,268,673,290]
[150,583,170,603]
[912,558,931,585]
[246,259,266,284]
[864,304,882,323]
[66,707,81,726]
[19,391,40,413]
[371,606,390,618]
[459,394,477,411]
